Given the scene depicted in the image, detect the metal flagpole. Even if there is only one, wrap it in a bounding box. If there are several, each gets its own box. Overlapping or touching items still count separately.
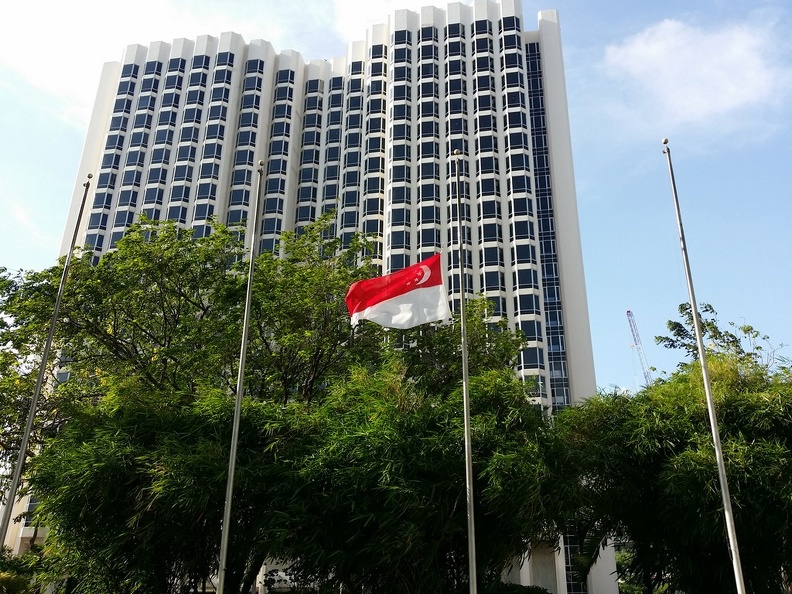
[662,139,746,594]
[453,149,478,594]
[0,173,93,544]
[217,160,265,594]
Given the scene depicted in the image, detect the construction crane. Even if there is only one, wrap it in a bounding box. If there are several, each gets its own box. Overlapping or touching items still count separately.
[627,310,653,385]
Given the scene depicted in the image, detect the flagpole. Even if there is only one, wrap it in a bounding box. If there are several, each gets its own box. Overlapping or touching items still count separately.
[662,139,746,594]
[454,149,478,594]
[0,173,93,545]
[217,160,265,594]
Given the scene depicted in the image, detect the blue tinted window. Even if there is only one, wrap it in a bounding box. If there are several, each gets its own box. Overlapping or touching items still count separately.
[168,58,186,72]
[179,126,199,143]
[113,210,135,228]
[121,169,141,186]
[144,61,162,76]
[162,92,180,108]
[205,124,224,140]
[102,153,121,169]
[170,185,190,201]
[186,89,205,104]
[194,203,214,219]
[113,97,132,113]
[167,205,187,223]
[141,77,158,93]
[216,52,234,67]
[158,111,177,126]
[96,172,116,189]
[211,87,230,102]
[213,69,232,85]
[208,105,228,120]
[164,74,183,89]
[235,149,254,166]
[117,80,135,95]
[88,212,108,230]
[144,187,164,204]
[241,93,260,110]
[394,30,411,44]
[176,145,196,162]
[192,55,210,69]
[196,182,217,199]
[246,59,264,74]
[93,192,112,209]
[105,134,123,150]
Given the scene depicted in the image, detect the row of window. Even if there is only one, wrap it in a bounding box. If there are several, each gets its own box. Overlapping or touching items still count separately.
[392,16,520,46]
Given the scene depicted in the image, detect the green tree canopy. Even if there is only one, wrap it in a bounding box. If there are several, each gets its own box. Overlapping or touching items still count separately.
[31,361,555,594]
[4,218,549,594]
[554,351,792,594]
[655,303,782,370]
[0,219,382,493]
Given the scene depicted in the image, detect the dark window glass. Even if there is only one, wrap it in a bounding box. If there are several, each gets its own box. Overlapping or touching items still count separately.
[211,86,230,102]
[394,30,412,44]
[113,97,132,113]
[102,153,121,169]
[186,89,205,104]
[194,203,214,220]
[229,188,250,206]
[237,130,256,146]
[189,71,207,87]
[117,80,135,95]
[216,52,234,67]
[88,212,108,230]
[162,92,180,108]
[164,74,183,89]
[420,26,437,42]
[129,131,149,147]
[192,55,210,70]
[234,149,253,166]
[144,61,162,76]
[241,93,260,110]
[168,57,186,73]
[246,59,264,74]
[276,69,295,84]
[144,187,164,204]
[141,77,158,93]
[118,190,138,208]
[137,95,156,110]
[170,185,190,201]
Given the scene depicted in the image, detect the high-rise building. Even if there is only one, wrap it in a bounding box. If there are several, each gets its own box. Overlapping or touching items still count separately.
[52,0,612,591]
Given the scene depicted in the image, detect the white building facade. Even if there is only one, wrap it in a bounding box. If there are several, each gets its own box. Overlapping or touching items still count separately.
[51,1,613,592]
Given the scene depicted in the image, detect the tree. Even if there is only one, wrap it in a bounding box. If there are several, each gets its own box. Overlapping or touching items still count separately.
[2,218,382,593]
[10,217,552,594]
[553,350,792,594]
[396,298,528,397]
[272,361,556,593]
[655,303,782,370]
[0,547,39,594]
[1,223,250,502]
[0,218,382,486]
[30,360,557,594]
[30,382,310,594]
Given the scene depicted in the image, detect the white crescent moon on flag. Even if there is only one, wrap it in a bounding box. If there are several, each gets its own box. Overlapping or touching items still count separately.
[416,265,431,285]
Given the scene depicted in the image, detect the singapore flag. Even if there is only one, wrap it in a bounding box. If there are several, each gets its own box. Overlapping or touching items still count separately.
[345,253,451,329]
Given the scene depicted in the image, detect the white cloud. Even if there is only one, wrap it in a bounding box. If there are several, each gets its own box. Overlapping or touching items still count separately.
[0,0,342,128]
[1,0,465,131]
[600,18,792,135]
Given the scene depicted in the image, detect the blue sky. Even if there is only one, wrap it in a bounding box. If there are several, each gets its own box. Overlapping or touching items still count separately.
[1,0,790,392]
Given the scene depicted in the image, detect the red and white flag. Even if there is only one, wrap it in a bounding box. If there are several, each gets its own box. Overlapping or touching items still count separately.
[345,253,451,329]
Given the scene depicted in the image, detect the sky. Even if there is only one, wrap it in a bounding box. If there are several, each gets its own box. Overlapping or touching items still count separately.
[1,0,790,393]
